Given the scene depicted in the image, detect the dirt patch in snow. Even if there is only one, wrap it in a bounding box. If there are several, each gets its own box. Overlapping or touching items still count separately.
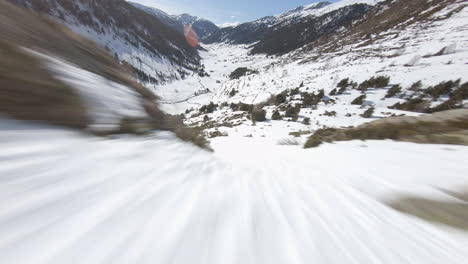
[388,188,468,231]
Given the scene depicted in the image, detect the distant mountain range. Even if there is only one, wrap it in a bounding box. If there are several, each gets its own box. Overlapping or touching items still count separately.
[129,2,220,40]
[131,0,383,56]
[203,0,382,55]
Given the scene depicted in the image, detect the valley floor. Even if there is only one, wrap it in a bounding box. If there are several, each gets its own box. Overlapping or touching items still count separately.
[153,40,467,144]
[1,118,468,264]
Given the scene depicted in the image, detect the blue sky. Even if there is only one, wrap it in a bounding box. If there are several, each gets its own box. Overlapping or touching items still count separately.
[129,0,338,25]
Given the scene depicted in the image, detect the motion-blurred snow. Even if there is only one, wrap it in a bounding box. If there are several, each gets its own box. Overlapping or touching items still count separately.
[1,118,468,264]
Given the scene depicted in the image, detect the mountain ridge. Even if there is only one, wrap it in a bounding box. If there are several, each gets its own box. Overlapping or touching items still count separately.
[129,2,220,40]
[202,0,382,55]
[7,0,203,85]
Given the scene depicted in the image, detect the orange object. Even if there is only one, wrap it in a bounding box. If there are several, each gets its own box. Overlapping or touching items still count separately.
[184,25,199,48]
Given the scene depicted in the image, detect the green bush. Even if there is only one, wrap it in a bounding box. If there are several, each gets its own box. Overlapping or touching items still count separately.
[275,92,288,105]
[337,78,349,89]
[390,98,430,113]
[272,110,283,120]
[359,76,390,90]
[409,80,422,91]
[302,91,323,106]
[239,103,254,113]
[200,102,218,114]
[426,99,460,113]
[425,80,460,100]
[351,95,366,105]
[329,88,337,96]
[337,86,347,95]
[385,84,402,98]
[301,92,316,106]
[323,110,337,117]
[229,89,238,97]
[451,82,468,100]
[317,89,325,100]
[229,67,258,79]
[425,83,468,113]
[251,108,267,122]
[230,103,240,111]
[290,88,300,96]
[360,107,375,118]
[302,117,311,125]
[285,104,301,120]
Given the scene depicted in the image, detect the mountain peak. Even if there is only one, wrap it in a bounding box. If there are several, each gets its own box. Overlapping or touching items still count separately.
[276,1,332,20]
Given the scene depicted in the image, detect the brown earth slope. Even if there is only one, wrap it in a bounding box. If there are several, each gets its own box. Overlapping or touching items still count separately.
[305,109,468,148]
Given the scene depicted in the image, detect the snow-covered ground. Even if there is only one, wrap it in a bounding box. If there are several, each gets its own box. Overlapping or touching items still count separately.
[1,118,468,264]
[156,44,278,114]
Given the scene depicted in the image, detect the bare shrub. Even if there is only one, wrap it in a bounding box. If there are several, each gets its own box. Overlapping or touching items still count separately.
[305,109,468,148]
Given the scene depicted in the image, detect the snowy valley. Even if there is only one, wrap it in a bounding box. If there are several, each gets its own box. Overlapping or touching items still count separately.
[157,0,468,148]
[1,0,468,263]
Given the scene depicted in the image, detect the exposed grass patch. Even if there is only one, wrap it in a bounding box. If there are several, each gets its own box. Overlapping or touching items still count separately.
[388,189,468,231]
[304,109,468,148]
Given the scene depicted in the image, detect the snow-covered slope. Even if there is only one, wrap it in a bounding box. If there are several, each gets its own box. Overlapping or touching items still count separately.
[1,117,468,264]
[129,2,185,35]
[8,0,202,85]
[275,0,381,22]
